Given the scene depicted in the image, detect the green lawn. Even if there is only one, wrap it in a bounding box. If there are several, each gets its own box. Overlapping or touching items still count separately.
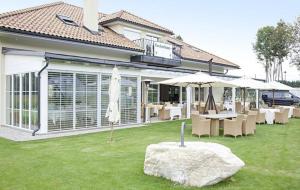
[0,119,300,190]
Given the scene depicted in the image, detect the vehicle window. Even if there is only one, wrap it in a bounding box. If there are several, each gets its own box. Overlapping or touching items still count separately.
[283,92,292,98]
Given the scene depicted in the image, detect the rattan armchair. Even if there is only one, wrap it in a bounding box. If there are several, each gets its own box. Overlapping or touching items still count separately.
[159,106,170,120]
[191,114,211,138]
[275,108,289,124]
[242,114,256,136]
[235,102,242,113]
[293,108,300,118]
[253,109,266,124]
[224,114,244,138]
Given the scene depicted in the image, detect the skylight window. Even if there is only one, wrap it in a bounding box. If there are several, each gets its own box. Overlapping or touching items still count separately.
[56,14,78,26]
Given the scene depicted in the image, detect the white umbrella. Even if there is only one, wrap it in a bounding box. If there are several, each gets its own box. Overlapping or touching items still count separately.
[228,77,270,112]
[106,66,121,141]
[229,77,269,90]
[159,72,236,88]
[266,81,294,91]
[159,72,237,113]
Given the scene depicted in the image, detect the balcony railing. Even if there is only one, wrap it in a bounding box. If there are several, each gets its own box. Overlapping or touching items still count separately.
[133,38,181,60]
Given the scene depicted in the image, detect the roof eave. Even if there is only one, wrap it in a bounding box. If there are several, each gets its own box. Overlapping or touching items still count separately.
[182,57,240,69]
[0,27,144,53]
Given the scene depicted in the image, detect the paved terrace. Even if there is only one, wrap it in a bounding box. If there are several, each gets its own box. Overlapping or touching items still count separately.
[0,124,146,142]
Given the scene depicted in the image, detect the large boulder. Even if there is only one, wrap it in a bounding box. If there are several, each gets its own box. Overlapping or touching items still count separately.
[144,142,245,187]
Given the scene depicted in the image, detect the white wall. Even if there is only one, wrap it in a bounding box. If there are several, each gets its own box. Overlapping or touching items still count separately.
[4,54,45,74]
[0,42,5,126]
[39,69,48,134]
[107,21,166,40]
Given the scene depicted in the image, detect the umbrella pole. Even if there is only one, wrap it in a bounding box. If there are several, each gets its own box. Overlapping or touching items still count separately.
[272,89,275,107]
[109,122,114,142]
[198,84,201,114]
[243,88,246,113]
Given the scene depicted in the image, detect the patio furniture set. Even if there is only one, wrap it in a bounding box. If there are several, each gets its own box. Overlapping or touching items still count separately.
[191,104,300,138]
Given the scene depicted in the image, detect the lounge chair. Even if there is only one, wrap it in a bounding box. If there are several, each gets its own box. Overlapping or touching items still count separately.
[242,114,256,136]
[224,114,244,138]
[191,114,211,138]
[275,108,289,124]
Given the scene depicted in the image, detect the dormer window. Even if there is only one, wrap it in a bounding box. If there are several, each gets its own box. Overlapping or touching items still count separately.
[56,14,78,26]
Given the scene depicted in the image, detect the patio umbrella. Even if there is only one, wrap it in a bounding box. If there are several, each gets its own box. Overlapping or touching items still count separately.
[106,66,121,142]
[228,77,269,113]
[266,81,294,106]
[159,72,237,114]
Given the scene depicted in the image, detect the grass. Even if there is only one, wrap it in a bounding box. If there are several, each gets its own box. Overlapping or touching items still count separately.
[0,119,300,190]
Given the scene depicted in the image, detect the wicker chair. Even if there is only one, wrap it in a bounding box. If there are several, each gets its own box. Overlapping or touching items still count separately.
[247,111,258,132]
[159,106,170,120]
[235,102,242,113]
[191,114,211,138]
[293,108,300,118]
[224,114,244,138]
[242,114,256,136]
[208,110,216,115]
[195,105,205,113]
[253,109,266,124]
[275,108,289,124]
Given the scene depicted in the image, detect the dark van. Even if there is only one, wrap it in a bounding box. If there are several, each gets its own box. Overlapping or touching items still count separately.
[261,91,300,107]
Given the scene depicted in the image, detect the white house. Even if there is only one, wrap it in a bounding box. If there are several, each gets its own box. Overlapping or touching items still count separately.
[0,1,240,135]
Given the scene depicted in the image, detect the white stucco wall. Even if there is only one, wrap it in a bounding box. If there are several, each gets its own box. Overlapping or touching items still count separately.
[107,21,167,40]
[0,42,5,126]
[4,54,45,74]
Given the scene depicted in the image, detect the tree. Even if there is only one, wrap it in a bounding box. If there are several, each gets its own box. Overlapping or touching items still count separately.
[290,17,300,71]
[253,26,275,82]
[272,20,293,80]
[253,21,293,82]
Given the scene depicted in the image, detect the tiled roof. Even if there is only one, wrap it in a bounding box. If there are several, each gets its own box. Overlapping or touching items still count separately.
[100,10,173,34]
[167,37,239,68]
[0,2,143,52]
[0,1,238,68]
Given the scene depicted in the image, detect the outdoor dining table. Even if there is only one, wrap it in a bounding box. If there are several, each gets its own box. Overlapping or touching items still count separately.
[259,108,280,124]
[199,113,238,136]
[165,106,182,120]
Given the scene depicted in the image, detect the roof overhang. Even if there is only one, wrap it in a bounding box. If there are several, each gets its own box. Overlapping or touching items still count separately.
[0,27,144,54]
[182,57,240,70]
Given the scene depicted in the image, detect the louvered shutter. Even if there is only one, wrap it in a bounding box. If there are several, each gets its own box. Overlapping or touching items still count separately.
[120,76,138,125]
[48,72,74,131]
[75,73,97,128]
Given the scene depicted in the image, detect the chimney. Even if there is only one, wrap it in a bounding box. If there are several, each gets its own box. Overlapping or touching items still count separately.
[83,0,99,32]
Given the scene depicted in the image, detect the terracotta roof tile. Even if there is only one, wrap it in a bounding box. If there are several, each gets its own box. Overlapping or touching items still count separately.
[167,36,239,68]
[0,2,143,51]
[0,2,238,68]
[100,10,173,34]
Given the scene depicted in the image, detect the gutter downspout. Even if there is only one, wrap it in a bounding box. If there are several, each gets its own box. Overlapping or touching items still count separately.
[32,58,49,136]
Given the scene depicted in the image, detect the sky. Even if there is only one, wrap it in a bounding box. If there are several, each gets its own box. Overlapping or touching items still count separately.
[0,0,300,81]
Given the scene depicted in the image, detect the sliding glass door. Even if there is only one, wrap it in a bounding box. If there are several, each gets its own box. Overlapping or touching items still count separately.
[5,73,38,130]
